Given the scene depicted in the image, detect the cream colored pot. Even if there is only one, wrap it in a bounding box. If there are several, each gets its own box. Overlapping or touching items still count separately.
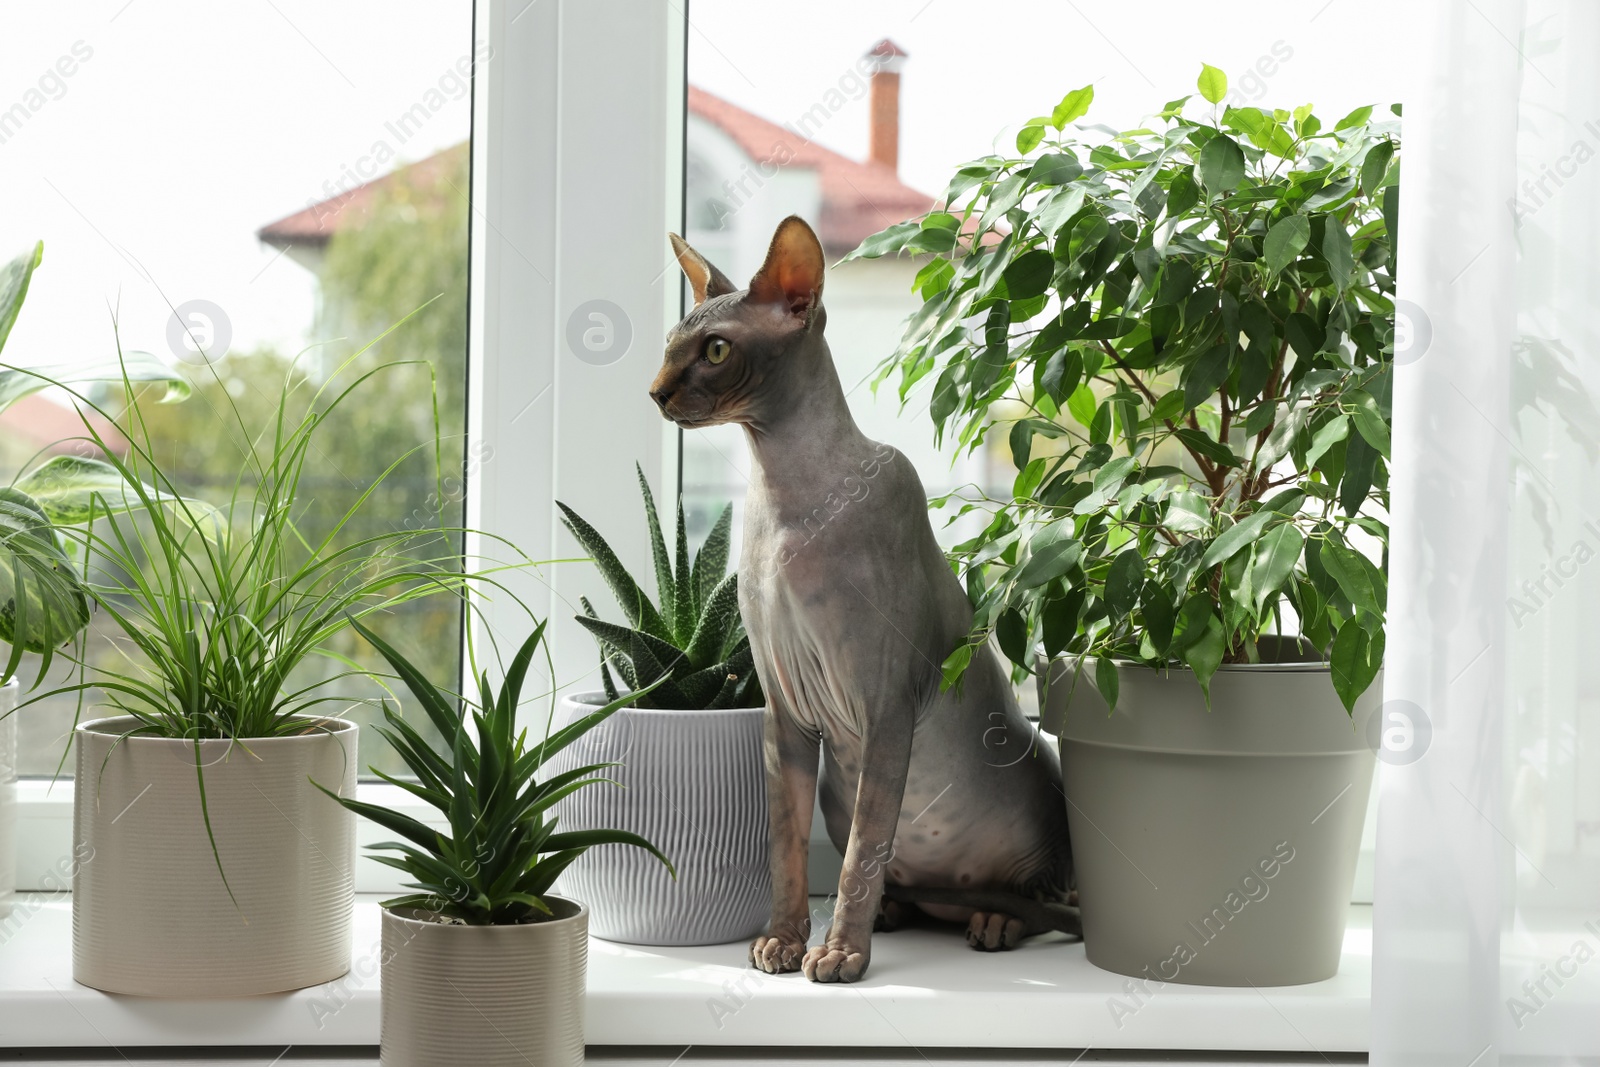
[72,715,357,996]
[380,899,588,1067]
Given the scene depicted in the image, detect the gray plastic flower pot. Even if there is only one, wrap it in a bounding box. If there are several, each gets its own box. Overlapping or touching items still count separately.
[547,692,770,945]
[0,680,16,918]
[72,715,357,996]
[380,899,587,1067]
[1038,645,1378,986]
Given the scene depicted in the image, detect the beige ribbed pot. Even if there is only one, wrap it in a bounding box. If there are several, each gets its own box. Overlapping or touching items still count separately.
[547,692,769,945]
[380,899,587,1067]
[0,680,16,917]
[72,715,357,996]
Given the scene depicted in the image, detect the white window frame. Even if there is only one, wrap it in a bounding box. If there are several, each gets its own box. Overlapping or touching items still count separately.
[12,0,686,895]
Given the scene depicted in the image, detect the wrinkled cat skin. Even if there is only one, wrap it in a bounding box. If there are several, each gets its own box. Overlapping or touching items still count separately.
[650,217,1074,983]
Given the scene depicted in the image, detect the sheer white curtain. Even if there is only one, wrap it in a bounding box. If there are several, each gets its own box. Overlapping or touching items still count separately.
[1376,1,1600,1063]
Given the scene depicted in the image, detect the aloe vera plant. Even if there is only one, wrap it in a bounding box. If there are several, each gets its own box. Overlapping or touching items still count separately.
[321,616,673,925]
[558,465,762,710]
[0,241,189,684]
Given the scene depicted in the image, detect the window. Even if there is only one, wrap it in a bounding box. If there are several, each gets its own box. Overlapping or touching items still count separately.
[1,2,475,778]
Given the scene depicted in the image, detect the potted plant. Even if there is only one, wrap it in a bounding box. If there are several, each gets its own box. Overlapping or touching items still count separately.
[321,615,670,1067]
[853,68,1397,985]
[18,318,483,995]
[0,241,188,915]
[551,464,768,945]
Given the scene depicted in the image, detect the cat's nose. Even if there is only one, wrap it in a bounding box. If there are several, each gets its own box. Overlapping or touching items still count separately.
[650,387,672,410]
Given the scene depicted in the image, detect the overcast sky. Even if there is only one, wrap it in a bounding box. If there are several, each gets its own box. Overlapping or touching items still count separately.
[0,1,1403,375]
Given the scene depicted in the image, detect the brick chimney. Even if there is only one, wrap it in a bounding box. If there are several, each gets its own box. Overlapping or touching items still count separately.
[866,39,907,172]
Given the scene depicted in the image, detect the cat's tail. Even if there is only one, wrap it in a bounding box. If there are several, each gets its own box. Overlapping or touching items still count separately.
[881,884,1082,939]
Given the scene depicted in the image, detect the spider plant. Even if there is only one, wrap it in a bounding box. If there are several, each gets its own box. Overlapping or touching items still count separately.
[0,241,188,686]
[558,464,761,710]
[321,615,673,925]
[16,307,526,891]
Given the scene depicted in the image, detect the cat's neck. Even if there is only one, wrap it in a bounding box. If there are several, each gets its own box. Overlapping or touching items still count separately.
[741,338,867,490]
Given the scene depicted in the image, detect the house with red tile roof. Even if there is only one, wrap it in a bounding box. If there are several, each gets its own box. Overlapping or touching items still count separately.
[257,39,991,529]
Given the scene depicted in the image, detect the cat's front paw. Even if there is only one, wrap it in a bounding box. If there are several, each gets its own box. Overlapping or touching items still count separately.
[801,941,871,983]
[749,934,806,974]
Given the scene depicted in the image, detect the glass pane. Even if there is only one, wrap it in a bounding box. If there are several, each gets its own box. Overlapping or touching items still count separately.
[1,2,474,777]
[680,5,1402,718]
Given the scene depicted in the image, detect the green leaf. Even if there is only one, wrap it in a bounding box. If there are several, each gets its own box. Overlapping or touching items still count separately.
[1200,509,1277,569]
[1262,215,1311,274]
[1340,429,1377,515]
[940,642,975,691]
[846,220,920,262]
[1103,549,1144,619]
[995,608,1029,666]
[1042,589,1083,659]
[1334,105,1374,131]
[636,464,676,628]
[0,487,91,671]
[1285,312,1324,359]
[1319,541,1382,616]
[1306,414,1349,471]
[1321,216,1354,288]
[1095,655,1120,711]
[1196,134,1246,195]
[1250,523,1304,616]
[1197,63,1228,105]
[0,350,190,415]
[1361,140,1394,197]
[1052,85,1095,128]
[1013,520,1083,589]
[1009,420,1034,470]
[1030,154,1082,186]
[0,242,43,356]
[1183,344,1232,412]
[1067,382,1098,428]
[1329,619,1380,713]
[558,502,671,641]
[15,454,223,536]
[1141,581,1176,654]
[692,504,732,611]
[1174,427,1242,468]
[1347,389,1391,458]
[1003,249,1054,300]
[1016,119,1048,155]
[1183,614,1226,706]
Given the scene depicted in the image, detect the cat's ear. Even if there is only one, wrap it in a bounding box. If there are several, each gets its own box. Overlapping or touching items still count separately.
[669,234,737,307]
[748,216,825,323]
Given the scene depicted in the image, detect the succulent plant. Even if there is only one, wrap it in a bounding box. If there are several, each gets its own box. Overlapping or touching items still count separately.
[320,615,673,925]
[558,465,762,710]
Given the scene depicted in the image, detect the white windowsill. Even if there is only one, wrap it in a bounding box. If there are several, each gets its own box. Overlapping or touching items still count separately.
[0,893,1373,1052]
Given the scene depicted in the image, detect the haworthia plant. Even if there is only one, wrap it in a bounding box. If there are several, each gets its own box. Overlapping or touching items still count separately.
[851,67,1397,713]
[559,464,762,710]
[318,616,673,925]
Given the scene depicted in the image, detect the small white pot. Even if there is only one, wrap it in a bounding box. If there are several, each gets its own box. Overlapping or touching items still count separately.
[547,692,769,945]
[380,899,588,1067]
[72,715,357,996]
[0,680,16,918]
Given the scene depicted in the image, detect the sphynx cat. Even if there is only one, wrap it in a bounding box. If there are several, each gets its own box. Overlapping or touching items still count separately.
[650,216,1076,983]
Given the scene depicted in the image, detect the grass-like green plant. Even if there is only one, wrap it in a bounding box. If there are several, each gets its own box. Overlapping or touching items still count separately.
[557,464,761,711]
[854,65,1396,712]
[321,615,672,925]
[0,241,188,685]
[12,302,525,890]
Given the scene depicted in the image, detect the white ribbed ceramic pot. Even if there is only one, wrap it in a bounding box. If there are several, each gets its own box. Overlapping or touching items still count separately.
[1038,653,1378,987]
[380,899,587,1067]
[548,692,769,945]
[0,680,16,918]
[72,715,357,996]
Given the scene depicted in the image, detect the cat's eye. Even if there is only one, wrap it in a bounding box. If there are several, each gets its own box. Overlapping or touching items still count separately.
[704,337,731,364]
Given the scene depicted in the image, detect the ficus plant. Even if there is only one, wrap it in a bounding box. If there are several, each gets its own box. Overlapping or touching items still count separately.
[851,65,1397,712]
